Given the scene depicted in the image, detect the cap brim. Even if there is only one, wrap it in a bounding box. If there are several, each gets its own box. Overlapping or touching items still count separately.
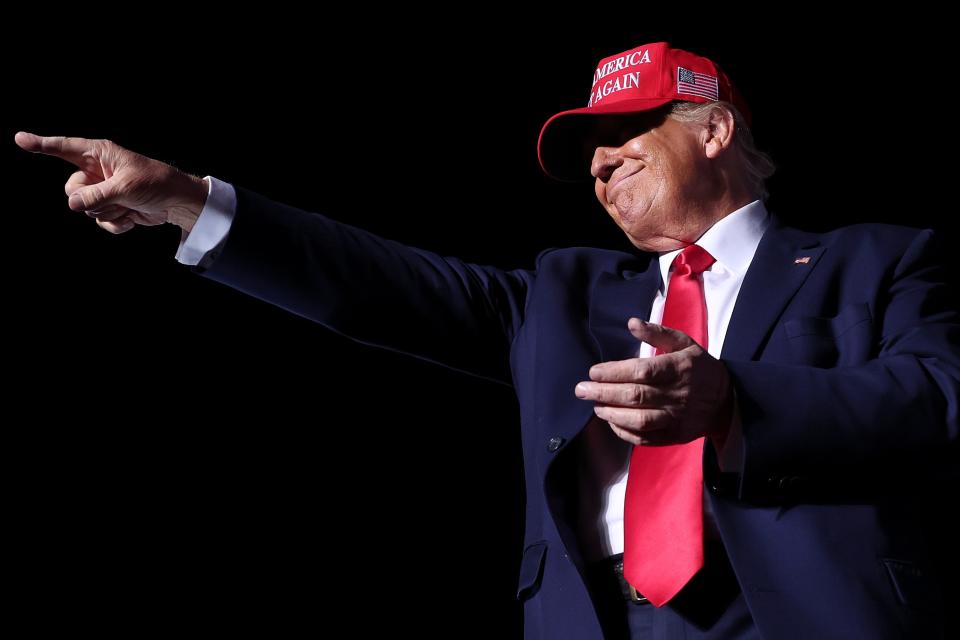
[537,98,674,182]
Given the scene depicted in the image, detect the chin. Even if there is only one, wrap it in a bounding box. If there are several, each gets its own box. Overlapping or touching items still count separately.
[613,206,650,228]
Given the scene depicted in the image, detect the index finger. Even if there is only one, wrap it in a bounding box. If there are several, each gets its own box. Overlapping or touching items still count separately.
[14,132,97,166]
[588,353,678,384]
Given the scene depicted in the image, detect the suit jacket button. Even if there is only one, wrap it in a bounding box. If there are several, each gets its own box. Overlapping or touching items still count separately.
[547,436,565,452]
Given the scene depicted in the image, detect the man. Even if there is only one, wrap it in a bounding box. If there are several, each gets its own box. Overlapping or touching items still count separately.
[16,41,958,639]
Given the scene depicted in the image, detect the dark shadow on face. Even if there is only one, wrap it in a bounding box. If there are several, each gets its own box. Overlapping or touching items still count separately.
[543,104,673,181]
[586,106,672,154]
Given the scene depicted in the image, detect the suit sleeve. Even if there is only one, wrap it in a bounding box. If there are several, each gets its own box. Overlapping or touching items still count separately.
[191,185,539,386]
[724,229,960,501]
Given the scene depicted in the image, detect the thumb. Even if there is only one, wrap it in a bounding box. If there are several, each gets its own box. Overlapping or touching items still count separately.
[68,177,123,212]
[627,317,696,354]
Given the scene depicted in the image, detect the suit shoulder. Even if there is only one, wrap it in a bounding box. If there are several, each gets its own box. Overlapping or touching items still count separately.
[775,222,934,267]
[533,245,653,277]
[816,222,930,252]
[773,222,952,288]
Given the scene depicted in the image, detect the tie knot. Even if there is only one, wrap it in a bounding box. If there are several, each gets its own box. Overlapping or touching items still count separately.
[674,244,715,276]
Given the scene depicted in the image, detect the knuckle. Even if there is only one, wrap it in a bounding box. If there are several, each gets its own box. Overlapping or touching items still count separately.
[630,384,645,404]
[82,186,104,208]
[643,362,658,380]
[94,138,116,158]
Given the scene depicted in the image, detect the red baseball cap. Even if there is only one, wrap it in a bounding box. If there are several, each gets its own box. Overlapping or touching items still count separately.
[537,41,750,181]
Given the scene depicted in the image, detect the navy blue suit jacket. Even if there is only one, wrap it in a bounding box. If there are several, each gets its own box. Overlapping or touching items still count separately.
[195,186,959,639]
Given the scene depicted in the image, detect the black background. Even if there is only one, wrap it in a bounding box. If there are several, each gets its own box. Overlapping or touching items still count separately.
[7,11,958,637]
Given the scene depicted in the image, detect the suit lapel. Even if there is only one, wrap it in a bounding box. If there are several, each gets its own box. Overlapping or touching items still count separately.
[588,257,662,364]
[721,220,826,361]
[538,255,660,455]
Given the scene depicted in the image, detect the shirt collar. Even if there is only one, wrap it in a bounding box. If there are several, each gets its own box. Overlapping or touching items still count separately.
[657,199,771,288]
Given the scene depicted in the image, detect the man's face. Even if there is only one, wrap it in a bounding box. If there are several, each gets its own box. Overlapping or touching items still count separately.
[591,110,713,252]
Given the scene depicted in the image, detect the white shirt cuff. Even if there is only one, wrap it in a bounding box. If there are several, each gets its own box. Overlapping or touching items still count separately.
[175,176,237,266]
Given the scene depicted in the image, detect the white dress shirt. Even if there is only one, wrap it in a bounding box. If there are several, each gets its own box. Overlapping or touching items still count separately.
[175,176,237,266]
[176,186,770,563]
[574,200,771,563]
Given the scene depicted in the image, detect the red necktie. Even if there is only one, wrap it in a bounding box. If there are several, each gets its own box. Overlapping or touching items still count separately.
[622,243,715,607]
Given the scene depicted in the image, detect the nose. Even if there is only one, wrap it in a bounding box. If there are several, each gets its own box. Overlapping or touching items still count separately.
[590,146,623,182]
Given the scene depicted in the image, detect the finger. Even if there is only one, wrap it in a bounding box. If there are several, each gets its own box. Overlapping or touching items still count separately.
[607,421,642,446]
[628,318,698,353]
[15,132,98,166]
[593,405,668,432]
[65,170,103,196]
[86,204,130,222]
[635,431,678,446]
[606,420,679,446]
[68,177,123,212]
[126,211,165,226]
[574,381,671,407]
[588,355,676,384]
[96,214,136,234]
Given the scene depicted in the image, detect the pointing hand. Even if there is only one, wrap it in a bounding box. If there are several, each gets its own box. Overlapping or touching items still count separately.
[15,132,208,234]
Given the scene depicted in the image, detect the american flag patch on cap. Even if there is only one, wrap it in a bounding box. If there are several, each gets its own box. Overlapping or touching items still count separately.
[677,67,719,101]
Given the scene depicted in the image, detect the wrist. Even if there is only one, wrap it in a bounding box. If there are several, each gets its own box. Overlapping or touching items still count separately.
[167,175,209,233]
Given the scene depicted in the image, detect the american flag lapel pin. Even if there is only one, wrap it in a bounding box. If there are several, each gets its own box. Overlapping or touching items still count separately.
[794,256,811,265]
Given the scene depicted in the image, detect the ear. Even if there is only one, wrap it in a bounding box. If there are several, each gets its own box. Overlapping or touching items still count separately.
[703,105,736,159]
